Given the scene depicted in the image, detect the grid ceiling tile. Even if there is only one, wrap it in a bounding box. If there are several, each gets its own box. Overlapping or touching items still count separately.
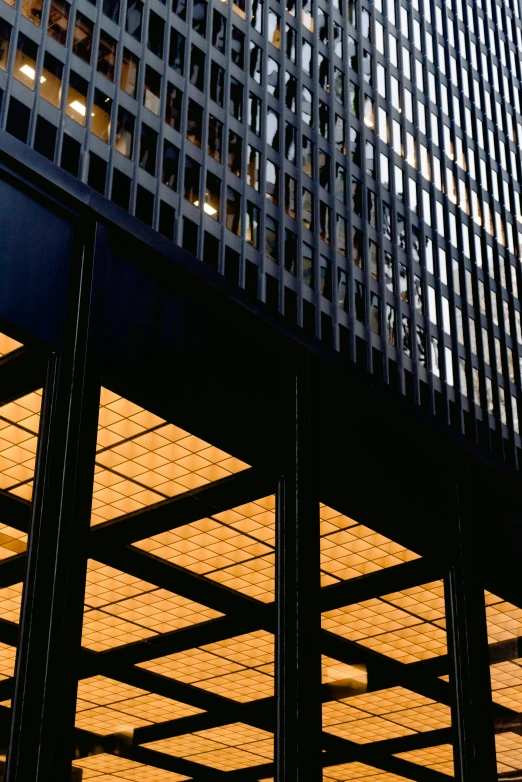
[138,630,274,702]
[495,732,522,774]
[394,744,454,776]
[485,593,522,644]
[322,582,447,663]
[323,761,411,780]
[72,752,190,780]
[0,642,16,679]
[133,498,276,602]
[322,684,450,744]
[0,390,42,500]
[82,560,222,651]
[92,389,250,525]
[141,722,273,771]
[319,504,420,585]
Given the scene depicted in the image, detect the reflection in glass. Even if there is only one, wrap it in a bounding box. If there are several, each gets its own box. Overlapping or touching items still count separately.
[21,0,43,26]
[66,71,88,125]
[143,65,161,115]
[73,11,93,64]
[226,187,241,235]
[120,48,138,98]
[0,21,11,71]
[97,30,116,81]
[91,89,112,142]
[40,53,63,108]
[14,33,39,90]
[115,107,134,157]
[47,0,69,46]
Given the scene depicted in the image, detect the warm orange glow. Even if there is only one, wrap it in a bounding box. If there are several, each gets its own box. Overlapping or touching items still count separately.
[134,497,276,602]
[72,752,190,780]
[322,582,447,663]
[138,630,274,702]
[82,560,222,651]
[141,722,273,771]
[92,388,250,525]
[0,391,42,500]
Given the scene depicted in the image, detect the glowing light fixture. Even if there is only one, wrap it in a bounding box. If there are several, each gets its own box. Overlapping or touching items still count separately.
[70,100,86,116]
[193,200,218,216]
[19,65,46,83]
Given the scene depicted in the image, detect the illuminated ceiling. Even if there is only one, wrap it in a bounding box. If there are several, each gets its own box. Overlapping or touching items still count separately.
[0,382,517,780]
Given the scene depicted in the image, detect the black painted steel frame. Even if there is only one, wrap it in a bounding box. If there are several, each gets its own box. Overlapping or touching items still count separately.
[0,129,519,782]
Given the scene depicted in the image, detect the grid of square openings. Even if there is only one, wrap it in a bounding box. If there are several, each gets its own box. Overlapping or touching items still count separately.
[72,753,190,781]
[3,0,522,455]
[486,590,522,776]
[485,590,522,643]
[319,502,420,586]
[75,675,203,735]
[133,500,420,602]
[393,744,454,776]
[495,733,522,777]
[0,389,42,500]
[322,678,451,744]
[133,495,276,601]
[141,722,273,771]
[322,762,412,781]
[322,580,447,663]
[82,559,223,650]
[92,387,249,524]
[138,629,274,702]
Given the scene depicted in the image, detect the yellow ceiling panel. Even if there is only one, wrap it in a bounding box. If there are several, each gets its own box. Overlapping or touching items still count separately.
[322,582,447,663]
[394,744,454,776]
[141,722,273,772]
[72,752,190,780]
[383,582,445,624]
[75,705,152,735]
[319,504,420,584]
[0,390,42,500]
[0,642,16,679]
[341,687,435,716]
[0,525,27,560]
[323,761,411,780]
[133,500,420,602]
[0,583,23,623]
[322,685,450,744]
[322,656,368,687]
[490,660,522,712]
[0,334,23,358]
[324,715,415,744]
[485,594,522,644]
[92,389,250,525]
[75,675,203,736]
[133,498,276,602]
[495,732,522,774]
[82,560,222,651]
[78,676,149,704]
[138,630,274,702]
[386,702,450,732]
[323,700,367,727]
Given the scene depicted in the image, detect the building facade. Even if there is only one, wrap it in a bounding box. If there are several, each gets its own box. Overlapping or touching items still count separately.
[1,0,522,464]
[0,103,521,780]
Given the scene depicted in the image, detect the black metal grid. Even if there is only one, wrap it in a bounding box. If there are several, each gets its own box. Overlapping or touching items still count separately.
[0,131,520,781]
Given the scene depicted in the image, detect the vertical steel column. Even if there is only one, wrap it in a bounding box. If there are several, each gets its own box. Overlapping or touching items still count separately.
[275,357,321,782]
[5,222,103,782]
[446,459,497,782]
